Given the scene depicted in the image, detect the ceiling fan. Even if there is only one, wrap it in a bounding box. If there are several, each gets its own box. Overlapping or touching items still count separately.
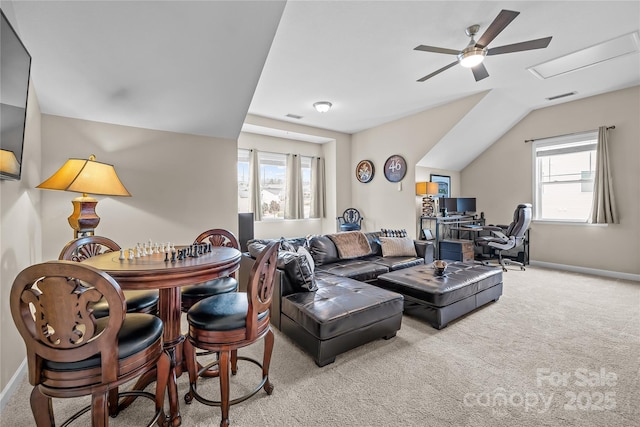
[414,9,552,82]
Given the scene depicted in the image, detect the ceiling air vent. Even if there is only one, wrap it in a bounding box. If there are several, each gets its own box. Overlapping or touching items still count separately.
[286,113,303,119]
[546,91,577,101]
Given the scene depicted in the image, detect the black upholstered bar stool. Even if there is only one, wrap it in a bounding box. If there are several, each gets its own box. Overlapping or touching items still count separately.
[181,229,240,312]
[183,241,279,427]
[10,261,169,426]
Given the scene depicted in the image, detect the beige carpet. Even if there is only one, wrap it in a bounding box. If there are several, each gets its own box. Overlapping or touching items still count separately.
[2,266,639,427]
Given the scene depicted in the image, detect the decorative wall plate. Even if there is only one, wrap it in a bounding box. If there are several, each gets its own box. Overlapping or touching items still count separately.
[356,160,375,183]
[383,155,407,182]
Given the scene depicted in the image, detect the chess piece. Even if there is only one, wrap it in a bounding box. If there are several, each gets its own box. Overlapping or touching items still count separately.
[119,249,125,260]
[155,243,160,254]
[171,248,176,263]
[164,252,169,262]
[128,248,135,260]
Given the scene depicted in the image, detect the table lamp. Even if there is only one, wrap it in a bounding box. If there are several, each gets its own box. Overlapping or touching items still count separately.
[37,154,131,238]
[416,181,439,216]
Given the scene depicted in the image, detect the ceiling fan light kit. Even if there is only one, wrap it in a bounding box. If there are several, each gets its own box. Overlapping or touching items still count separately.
[458,46,487,68]
[414,9,552,82]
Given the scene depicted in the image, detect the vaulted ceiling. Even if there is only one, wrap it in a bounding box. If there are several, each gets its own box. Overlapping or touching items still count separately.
[4,1,640,170]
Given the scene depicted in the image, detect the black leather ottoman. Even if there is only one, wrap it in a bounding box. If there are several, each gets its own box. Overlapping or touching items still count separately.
[280,273,404,366]
[376,262,503,329]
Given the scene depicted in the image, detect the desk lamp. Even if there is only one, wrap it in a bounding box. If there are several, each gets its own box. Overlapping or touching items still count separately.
[37,154,131,238]
[416,182,439,216]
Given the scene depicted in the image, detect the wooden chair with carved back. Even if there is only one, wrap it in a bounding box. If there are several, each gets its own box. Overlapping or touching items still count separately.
[181,229,240,312]
[183,241,279,427]
[10,260,170,426]
[59,236,159,317]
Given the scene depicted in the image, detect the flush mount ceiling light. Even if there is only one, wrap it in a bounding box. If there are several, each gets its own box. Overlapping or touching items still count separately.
[313,101,332,113]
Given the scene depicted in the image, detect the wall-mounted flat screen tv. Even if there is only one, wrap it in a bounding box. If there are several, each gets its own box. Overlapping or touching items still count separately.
[1,10,31,181]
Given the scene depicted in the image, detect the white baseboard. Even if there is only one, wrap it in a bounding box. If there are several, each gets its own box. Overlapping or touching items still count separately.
[530,260,640,282]
[0,358,27,414]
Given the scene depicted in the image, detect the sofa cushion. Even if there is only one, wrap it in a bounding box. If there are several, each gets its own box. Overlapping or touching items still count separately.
[315,258,389,282]
[281,274,404,340]
[327,231,372,259]
[379,236,417,257]
[309,235,340,266]
[369,255,424,271]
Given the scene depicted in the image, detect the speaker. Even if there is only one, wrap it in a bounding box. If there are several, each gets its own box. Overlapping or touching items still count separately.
[238,213,254,252]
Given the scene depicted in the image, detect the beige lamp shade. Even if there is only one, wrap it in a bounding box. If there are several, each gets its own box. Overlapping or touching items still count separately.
[416,181,439,196]
[0,149,20,176]
[37,154,131,197]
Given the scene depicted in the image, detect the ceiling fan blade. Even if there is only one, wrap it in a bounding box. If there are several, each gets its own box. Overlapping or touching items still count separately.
[476,9,520,49]
[414,45,460,55]
[471,63,490,81]
[417,60,459,82]
[487,36,553,55]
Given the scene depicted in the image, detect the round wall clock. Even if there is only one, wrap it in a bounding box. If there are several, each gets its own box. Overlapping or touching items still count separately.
[383,154,407,182]
[356,160,375,183]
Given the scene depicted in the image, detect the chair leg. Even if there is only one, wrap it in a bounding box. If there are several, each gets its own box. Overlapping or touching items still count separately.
[183,339,197,404]
[108,388,119,417]
[231,350,238,375]
[262,328,274,395]
[497,251,507,272]
[30,387,54,427]
[155,351,171,427]
[218,350,231,427]
[92,391,109,427]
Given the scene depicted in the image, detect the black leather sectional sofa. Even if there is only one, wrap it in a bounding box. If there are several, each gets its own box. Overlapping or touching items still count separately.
[239,231,434,366]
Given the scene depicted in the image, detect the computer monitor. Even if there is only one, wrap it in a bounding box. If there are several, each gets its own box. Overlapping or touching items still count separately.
[457,198,476,214]
[441,198,458,213]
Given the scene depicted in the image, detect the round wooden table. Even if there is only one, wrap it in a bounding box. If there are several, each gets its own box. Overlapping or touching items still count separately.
[82,246,241,427]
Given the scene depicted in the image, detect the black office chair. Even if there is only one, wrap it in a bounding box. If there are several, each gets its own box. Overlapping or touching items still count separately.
[337,208,363,231]
[475,203,532,272]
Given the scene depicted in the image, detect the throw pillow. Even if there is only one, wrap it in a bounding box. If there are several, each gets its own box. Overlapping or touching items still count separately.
[280,250,317,292]
[381,228,408,237]
[379,236,417,257]
[327,231,372,259]
[297,246,315,274]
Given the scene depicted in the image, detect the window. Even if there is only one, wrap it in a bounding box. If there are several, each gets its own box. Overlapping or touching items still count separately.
[533,131,597,222]
[300,156,312,218]
[237,150,315,220]
[258,151,287,219]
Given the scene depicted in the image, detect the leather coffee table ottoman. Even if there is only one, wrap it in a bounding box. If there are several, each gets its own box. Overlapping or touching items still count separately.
[376,261,503,329]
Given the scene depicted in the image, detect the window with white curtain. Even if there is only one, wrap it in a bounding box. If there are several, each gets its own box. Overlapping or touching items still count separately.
[533,131,598,222]
[237,149,315,220]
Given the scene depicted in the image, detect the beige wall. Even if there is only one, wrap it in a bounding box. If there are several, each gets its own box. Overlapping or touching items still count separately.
[351,92,486,237]
[0,81,42,393]
[40,115,238,261]
[462,86,640,276]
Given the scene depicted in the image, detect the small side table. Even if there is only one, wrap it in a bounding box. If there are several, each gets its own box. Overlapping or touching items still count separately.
[439,239,474,262]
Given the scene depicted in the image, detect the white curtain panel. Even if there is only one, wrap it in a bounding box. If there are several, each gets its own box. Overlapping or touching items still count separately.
[589,126,618,224]
[310,157,326,218]
[249,149,262,221]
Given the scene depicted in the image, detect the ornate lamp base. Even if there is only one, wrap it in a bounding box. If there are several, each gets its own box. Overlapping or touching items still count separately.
[68,195,100,238]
